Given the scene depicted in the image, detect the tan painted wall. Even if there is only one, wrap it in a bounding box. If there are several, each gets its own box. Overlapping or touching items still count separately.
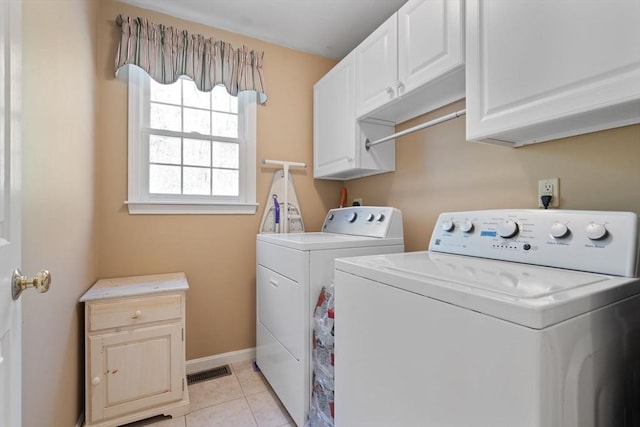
[345,99,640,252]
[96,1,341,359]
[22,1,98,426]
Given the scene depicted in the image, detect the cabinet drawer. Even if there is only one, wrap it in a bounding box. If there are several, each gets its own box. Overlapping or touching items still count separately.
[88,294,182,331]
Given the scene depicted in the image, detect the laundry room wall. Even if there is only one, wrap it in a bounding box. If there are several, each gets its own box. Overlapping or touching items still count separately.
[96,1,342,360]
[345,99,640,252]
[22,0,99,425]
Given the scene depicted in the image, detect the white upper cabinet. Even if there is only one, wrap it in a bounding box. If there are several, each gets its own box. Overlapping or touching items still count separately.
[466,0,640,147]
[355,14,398,118]
[314,53,395,180]
[355,0,465,124]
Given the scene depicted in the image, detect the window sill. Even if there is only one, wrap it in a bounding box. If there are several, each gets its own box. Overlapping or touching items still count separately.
[125,200,259,215]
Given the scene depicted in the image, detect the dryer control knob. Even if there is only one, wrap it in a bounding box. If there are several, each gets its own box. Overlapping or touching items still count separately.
[461,220,474,233]
[366,213,375,222]
[441,220,455,232]
[585,223,608,240]
[497,220,519,238]
[348,212,358,223]
[550,222,570,238]
[376,214,385,222]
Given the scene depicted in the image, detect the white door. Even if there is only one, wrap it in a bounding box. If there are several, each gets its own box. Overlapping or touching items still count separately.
[0,0,22,426]
[313,52,357,178]
[397,0,464,94]
[354,13,398,118]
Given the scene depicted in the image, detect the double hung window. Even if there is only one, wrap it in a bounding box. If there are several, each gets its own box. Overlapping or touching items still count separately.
[126,67,257,214]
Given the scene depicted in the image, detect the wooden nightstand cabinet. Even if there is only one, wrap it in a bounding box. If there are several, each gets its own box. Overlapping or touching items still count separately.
[80,273,190,427]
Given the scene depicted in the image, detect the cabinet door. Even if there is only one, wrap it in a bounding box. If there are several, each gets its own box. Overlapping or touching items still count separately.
[355,14,398,118]
[313,53,357,178]
[88,323,184,423]
[398,0,464,95]
[466,0,640,146]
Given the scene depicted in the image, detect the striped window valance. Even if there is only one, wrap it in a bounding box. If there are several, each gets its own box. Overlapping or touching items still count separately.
[114,14,267,104]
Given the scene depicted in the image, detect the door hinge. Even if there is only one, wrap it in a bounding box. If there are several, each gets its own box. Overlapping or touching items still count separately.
[182,328,184,342]
[182,378,185,392]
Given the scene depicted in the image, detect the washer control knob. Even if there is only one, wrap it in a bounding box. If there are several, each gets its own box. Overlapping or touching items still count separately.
[461,220,474,233]
[348,212,358,223]
[550,222,570,238]
[585,223,608,240]
[376,214,385,222]
[497,220,519,238]
[327,214,334,221]
[441,220,455,232]
[366,213,375,222]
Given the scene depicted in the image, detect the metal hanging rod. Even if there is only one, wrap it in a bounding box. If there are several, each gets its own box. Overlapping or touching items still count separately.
[365,109,466,150]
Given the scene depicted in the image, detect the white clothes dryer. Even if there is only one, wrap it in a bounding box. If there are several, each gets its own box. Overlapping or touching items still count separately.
[335,209,640,427]
[256,206,404,426]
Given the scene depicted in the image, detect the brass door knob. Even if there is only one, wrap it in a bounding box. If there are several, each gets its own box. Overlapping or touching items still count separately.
[12,269,51,300]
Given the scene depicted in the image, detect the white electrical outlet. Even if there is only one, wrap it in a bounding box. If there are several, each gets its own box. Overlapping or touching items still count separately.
[353,198,363,206]
[538,178,559,208]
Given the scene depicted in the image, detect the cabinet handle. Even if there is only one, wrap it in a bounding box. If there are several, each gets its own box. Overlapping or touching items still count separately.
[132,310,142,319]
[91,376,100,386]
[385,86,394,96]
[269,278,279,287]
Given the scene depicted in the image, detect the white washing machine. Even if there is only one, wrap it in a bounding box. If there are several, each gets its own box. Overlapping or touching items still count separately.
[256,206,404,426]
[334,209,640,427]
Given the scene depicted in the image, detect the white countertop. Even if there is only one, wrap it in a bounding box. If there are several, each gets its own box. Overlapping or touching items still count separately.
[79,272,189,302]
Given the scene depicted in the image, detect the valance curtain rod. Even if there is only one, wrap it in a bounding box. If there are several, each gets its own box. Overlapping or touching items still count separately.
[365,109,466,150]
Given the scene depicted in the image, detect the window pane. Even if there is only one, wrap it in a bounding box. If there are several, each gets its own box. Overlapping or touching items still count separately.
[151,103,181,131]
[150,78,181,105]
[184,107,210,134]
[211,112,238,137]
[212,141,239,168]
[183,80,210,109]
[150,135,181,164]
[212,85,238,113]
[212,169,239,196]
[184,167,211,195]
[184,139,211,167]
[150,165,181,194]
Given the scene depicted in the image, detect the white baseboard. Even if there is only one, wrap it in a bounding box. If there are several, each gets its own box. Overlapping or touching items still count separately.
[186,347,256,374]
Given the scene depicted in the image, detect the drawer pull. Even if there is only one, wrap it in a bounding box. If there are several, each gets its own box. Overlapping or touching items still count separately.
[269,278,279,287]
[91,376,100,386]
[132,310,142,319]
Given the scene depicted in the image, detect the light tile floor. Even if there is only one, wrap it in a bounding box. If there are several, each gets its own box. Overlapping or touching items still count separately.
[125,360,295,427]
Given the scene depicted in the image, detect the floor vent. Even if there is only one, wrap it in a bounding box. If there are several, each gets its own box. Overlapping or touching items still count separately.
[187,365,232,385]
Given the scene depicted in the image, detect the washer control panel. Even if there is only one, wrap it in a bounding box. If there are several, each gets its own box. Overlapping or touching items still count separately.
[429,209,639,277]
[322,206,403,238]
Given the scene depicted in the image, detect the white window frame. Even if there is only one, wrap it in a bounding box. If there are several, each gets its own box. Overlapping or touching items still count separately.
[125,67,258,214]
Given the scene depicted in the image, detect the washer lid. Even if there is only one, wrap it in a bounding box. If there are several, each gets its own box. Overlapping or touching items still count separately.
[257,232,403,251]
[335,251,640,329]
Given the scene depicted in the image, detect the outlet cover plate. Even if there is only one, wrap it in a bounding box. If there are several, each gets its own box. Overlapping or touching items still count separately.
[538,178,559,208]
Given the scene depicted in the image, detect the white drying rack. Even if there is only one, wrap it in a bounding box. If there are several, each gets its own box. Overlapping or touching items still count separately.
[262,159,306,233]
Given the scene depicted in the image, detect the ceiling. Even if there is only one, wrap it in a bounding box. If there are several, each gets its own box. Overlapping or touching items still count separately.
[116,0,408,60]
